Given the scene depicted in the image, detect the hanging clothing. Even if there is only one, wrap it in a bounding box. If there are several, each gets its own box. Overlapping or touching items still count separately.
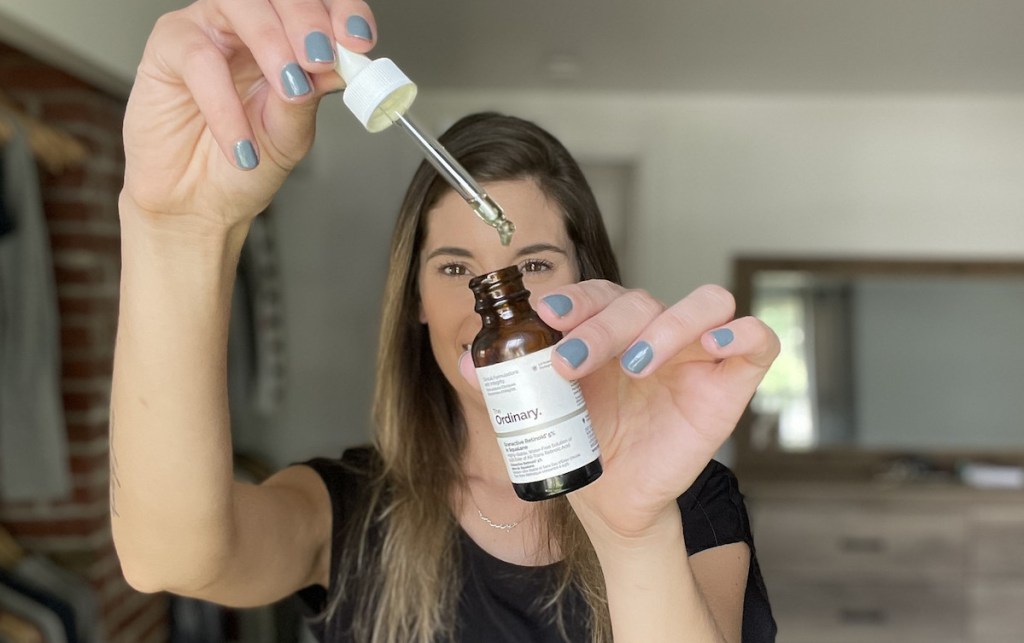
[0,156,13,237]
[227,213,286,457]
[0,569,76,643]
[228,214,285,420]
[0,120,71,502]
[12,556,103,643]
[243,214,286,419]
[0,582,68,643]
[0,608,46,643]
[169,596,226,643]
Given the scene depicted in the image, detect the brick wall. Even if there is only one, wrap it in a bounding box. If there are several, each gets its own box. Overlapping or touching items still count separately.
[0,41,169,642]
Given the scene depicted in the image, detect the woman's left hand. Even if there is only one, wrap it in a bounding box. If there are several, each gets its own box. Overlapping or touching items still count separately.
[537,281,780,540]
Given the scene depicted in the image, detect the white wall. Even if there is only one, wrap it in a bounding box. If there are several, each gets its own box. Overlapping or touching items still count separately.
[0,0,181,94]
[254,104,419,464]
[415,92,1024,297]
[258,90,1024,467]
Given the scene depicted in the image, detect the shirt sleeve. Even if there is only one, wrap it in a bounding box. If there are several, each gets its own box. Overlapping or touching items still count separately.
[678,459,753,554]
[292,447,377,620]
[677,459,778,641]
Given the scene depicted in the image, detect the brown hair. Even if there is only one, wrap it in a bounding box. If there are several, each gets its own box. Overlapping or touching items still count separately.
[328,112,620,642]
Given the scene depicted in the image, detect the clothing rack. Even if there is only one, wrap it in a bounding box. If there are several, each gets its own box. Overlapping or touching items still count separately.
[0,91,87,174]
[0,523,25,569]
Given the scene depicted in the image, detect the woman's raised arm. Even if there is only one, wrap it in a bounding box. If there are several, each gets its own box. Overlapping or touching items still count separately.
[111,0,375,604]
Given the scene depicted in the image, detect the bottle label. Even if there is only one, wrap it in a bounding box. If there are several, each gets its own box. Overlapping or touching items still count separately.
[476,347,601,484]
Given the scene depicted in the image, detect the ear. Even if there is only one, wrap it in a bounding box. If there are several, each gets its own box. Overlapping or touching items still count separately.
[418,300,427,324]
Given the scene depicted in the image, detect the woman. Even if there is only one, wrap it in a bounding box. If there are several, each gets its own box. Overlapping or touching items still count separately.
[111,1,780,641]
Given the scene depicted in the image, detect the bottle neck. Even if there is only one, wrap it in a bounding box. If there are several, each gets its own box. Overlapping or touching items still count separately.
[469,265,533,326]
[477,294,534,326]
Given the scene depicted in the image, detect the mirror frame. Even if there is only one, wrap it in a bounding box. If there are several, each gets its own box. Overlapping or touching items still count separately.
[732,255,1024,481]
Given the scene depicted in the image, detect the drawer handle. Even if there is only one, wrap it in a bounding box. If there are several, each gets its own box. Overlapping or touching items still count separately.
[838,536,885,553]
[839,608,887,625]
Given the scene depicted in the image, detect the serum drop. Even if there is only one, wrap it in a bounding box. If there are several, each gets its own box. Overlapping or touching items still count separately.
[469,266,602,501]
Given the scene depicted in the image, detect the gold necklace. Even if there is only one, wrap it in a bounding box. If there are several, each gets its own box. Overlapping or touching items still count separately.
[476,508,522,531]
[467,490,528,532]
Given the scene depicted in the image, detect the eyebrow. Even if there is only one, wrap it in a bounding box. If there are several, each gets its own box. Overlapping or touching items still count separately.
[424,243,569,262]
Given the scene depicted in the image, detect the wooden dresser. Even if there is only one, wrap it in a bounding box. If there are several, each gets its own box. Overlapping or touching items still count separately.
[744,480,1024,643]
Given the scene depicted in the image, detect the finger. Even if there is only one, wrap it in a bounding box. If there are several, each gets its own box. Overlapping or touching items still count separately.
[543,284,666,378]
[262,0,333,78]
[700,316,781,373]
[267,0,338,71]
[164,18,260,171]
[264,0,363,96]
[212,0,315,101]
[245,0,378,105]
[535,279,627,330]
[328,0,377,53]
[617,284,738,377]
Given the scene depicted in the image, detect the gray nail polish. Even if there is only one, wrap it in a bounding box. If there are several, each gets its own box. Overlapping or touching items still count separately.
[711,328,735,347]
[281,62,311,97]
[305,31,335,63]
[555,338,588,369]
[543,294,573,317]
[621,341,653,374]
[233,139,258,170]
[346,15,373,41]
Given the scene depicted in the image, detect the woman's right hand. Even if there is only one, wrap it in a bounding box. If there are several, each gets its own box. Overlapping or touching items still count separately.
[121,0,377,228]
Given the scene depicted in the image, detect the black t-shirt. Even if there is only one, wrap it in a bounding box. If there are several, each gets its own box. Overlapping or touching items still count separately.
[296,447,776,642]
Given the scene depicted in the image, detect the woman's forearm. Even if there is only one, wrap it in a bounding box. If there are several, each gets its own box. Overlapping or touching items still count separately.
[577,504,727,643]
[110,200,250,592]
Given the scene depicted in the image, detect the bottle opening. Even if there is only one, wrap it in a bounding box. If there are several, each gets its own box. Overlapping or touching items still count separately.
[469,265,531,312]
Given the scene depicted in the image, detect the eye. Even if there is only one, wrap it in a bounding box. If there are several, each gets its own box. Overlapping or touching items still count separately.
[520,258,554,273]
[439,262,470,277]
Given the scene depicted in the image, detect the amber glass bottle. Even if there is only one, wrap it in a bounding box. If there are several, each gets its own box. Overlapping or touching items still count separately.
[469,265,602,501]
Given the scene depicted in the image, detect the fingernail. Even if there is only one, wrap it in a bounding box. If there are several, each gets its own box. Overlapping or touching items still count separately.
[346,15,373,41]
[305,31,335,63]
[233,139,258,170]
[621,341,653,374]
[281,62,312,97]
[555,338,588,369]
[542,294,573,317]
[711,328,734,347]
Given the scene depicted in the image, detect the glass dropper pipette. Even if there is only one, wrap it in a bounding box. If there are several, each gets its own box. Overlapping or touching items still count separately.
[334,44,516,245]
[388,112,514,245]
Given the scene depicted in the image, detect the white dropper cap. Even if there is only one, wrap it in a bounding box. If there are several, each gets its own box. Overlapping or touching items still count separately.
[335,44,418,133]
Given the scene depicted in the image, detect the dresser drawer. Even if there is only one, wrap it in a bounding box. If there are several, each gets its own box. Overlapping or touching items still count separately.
[771,579,965,643]
[752,503,965,579]
[970,579,1024,643]
[969,508,1024,577]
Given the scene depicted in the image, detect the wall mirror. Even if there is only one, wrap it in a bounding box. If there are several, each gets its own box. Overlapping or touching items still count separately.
[732,257,1024,478]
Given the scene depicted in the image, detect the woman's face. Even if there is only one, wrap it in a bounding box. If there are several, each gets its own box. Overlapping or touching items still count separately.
[417,178,581,409]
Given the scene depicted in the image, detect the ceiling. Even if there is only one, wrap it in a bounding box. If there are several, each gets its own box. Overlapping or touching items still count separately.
[2,0,1024,95]
[372,0,1024,93]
